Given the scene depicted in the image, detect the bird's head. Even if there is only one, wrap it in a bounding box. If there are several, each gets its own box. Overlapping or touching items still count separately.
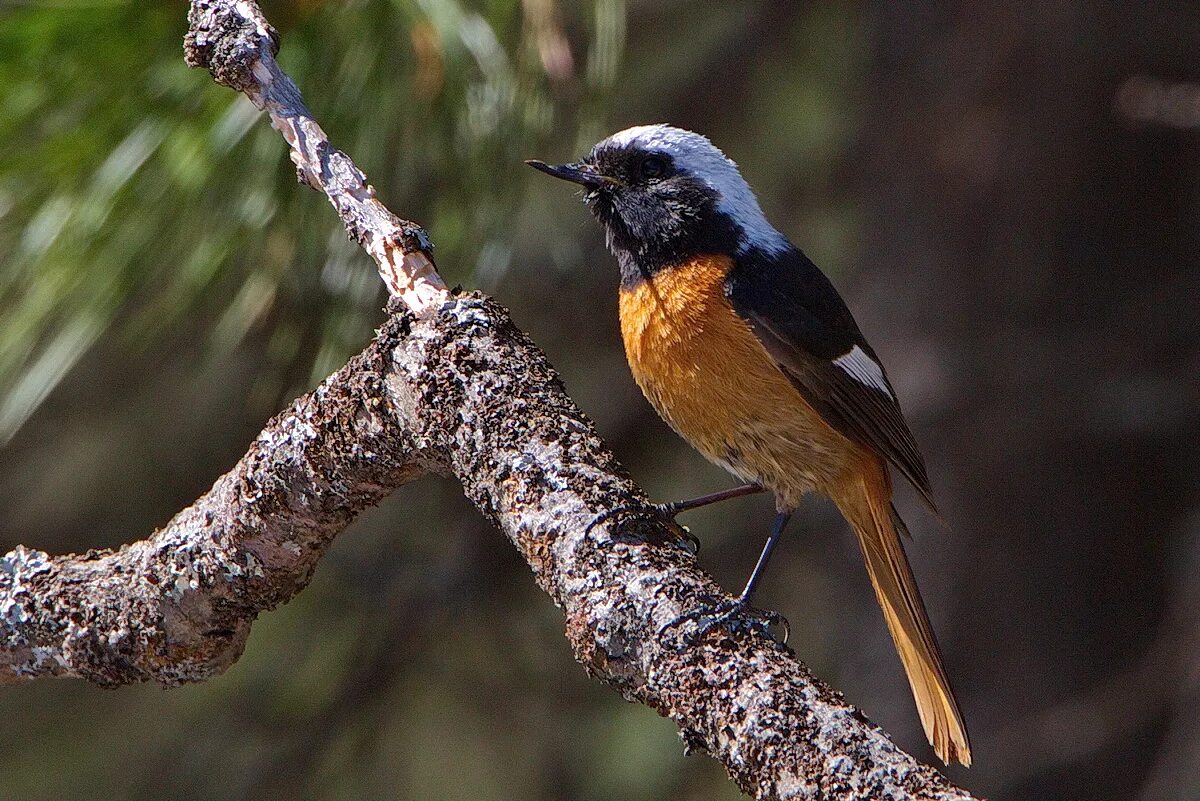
[527,124,788,279]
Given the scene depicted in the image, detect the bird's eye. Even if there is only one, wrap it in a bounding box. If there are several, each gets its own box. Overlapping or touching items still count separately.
[640,155,667,179]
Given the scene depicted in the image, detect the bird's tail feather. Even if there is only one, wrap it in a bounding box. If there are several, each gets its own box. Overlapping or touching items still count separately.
[834,464,972,766]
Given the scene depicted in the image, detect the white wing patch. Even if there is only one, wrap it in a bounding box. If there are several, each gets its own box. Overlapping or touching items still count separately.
[833,345,892,397]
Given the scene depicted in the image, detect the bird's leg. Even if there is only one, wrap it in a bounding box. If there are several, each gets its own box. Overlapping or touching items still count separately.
[660,511,793,644]
[658,483,767,515]
[586,483,764,554]
[735,509,790,603]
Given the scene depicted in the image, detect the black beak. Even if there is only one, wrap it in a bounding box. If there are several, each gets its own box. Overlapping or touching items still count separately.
[525,159,616,190]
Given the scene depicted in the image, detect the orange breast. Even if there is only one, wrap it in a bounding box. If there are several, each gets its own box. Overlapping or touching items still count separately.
[618,255,861,508]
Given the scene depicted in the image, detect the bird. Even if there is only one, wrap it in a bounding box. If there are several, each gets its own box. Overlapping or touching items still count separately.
[526,124,970,766]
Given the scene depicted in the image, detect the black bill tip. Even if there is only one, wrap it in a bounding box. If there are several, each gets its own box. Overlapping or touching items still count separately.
[524,158,554,173]
[525,159,612,189]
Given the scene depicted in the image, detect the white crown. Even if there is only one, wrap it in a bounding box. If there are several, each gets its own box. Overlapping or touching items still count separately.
[598,124,789,255]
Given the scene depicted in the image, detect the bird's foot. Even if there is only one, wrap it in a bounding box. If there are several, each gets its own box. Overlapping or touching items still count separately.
[659,597,790,645]
[586,502,700,555]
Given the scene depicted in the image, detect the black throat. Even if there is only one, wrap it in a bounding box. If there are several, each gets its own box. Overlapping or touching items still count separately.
[594,198,744,290]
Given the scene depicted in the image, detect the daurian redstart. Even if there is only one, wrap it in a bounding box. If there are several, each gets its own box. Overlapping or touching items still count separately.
[527,124,970,766]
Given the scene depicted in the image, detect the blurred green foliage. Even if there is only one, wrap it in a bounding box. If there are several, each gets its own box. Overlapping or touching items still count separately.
[0,0,622,441]
[0,2,872,799]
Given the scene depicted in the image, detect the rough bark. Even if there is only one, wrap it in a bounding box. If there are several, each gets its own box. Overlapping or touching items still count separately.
[0,2,980,798]
[0,326,429,685]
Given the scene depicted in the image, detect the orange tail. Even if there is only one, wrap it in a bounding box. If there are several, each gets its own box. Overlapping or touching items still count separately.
[832,461,972,766]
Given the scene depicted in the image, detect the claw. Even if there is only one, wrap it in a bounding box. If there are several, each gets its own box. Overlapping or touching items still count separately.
[584,503,638,534]
[660,598,790,645]
[678,526,701,556]
[586,503,699,555]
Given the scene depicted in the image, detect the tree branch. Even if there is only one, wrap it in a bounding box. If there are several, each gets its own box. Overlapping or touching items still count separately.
[0,323,430,684]
[0,2,980,798]
[184,0,446,313]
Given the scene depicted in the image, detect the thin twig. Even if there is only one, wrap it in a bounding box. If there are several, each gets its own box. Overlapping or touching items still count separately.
[184,0,447,314]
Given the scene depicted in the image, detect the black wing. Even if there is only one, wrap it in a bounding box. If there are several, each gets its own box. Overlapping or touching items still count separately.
[726,247,937,512]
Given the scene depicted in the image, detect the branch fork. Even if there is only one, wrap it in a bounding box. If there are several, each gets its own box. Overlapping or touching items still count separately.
[0,3,979,799]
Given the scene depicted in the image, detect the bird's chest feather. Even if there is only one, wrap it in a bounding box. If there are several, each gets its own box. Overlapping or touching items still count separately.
[617,255,851,498]
[618,257,752,409]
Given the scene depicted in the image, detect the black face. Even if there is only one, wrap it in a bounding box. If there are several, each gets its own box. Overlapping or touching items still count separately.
[528,146,741,285]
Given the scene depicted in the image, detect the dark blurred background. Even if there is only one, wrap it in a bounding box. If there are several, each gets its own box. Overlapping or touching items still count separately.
[2,1,1199,799]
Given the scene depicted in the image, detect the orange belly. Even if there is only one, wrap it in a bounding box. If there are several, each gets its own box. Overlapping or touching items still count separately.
[618,255,863,509]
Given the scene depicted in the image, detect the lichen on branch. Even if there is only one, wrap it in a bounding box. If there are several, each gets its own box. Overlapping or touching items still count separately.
[0,2,981,798]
